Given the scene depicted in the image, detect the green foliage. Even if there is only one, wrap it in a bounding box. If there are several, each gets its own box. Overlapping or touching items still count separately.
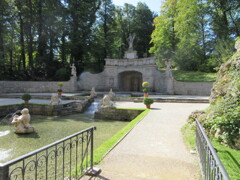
[21,94,32,101]
[143,97,154,105]
[142,81,150,87]
[181,123,196,149]
[57,82,63,87]
[149,0,177,65]
[150,0,240,72]
[143,88,148,93]
[202,46,240,148]
[204,97,240,147]
[54,68,70,81]
[172,70,217,82]
[182,121,240,179]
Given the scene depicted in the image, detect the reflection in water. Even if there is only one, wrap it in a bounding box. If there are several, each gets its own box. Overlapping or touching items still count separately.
[0,130,10,137]
[0,148,13,161]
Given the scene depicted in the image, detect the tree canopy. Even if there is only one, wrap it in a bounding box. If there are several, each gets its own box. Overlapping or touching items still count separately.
[150,0,240,72]
[0,0,156,80]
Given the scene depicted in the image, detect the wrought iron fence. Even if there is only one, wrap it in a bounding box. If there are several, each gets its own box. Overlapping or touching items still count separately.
[195,119,231,180]
[0,126,96,180]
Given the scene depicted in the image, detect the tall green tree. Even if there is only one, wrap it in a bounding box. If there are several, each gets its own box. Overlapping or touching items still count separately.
[132,2,156,58]
[149,0,178,65]
[67,0,100,74]
[91,0,116,70]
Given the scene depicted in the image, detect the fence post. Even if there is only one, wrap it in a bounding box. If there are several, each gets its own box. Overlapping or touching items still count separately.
[91,128,94,170]
[0,165,9,180]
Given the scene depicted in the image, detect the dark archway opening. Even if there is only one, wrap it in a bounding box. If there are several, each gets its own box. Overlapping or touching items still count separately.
[119,71,142,91]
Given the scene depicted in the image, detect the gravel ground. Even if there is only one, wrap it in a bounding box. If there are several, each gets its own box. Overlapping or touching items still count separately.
[83,102,209,180]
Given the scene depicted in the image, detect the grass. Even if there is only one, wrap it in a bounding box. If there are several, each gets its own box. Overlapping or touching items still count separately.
[0,103,48,107]
[182,122,240,180]
[172,70,217,82]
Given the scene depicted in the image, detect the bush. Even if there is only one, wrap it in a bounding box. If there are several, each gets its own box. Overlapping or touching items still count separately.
[143,88,148,93]
[143,97,154,105]
[142,82,150,87]
[54,68,70,81]
[21,94,32,101]
[57,82,63,87]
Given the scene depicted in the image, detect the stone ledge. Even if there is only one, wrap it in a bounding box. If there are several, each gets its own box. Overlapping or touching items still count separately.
[94,108,144,121]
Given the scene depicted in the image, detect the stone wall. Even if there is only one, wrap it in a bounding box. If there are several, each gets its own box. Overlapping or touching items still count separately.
[173,80,213,96]
[0,98,92,118]
[94,108,144,121]
[0,77,77,93]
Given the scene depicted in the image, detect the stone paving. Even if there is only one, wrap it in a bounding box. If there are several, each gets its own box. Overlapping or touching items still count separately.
[84,102,209,180]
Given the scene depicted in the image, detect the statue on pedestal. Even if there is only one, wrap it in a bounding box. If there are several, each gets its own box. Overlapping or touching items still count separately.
[90,87,97,98]
[11,108,35,134]
[101,95,115,108]
[108,89,115,100]
[71,63,77,77]
[128,34,135,50]
[50,93,61,105]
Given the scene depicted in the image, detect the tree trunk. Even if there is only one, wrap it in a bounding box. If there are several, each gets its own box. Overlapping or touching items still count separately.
[19,12,26,70]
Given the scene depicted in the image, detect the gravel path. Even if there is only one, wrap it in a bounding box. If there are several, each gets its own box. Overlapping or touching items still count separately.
[84,102,209,180]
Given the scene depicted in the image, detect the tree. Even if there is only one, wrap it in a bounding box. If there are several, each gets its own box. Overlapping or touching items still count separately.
[132,2,156,58]
[149,0,178,66]
[68,0,101,74]
[91,0,116,71]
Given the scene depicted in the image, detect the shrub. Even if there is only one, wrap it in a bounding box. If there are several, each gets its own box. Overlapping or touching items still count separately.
[142,82,150,87]
[143,97,154,105]
[54,68,70,81]
[57,82,63,87]
[21,94,32,101]
[143,88,148,93]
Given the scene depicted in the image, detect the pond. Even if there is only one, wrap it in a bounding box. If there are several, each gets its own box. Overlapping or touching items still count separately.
[0,113,128,163]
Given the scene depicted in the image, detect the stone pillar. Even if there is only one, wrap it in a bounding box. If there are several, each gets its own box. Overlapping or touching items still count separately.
[166,77,174,94]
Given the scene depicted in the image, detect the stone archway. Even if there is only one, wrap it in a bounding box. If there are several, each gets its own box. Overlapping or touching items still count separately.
[119,71,142,91]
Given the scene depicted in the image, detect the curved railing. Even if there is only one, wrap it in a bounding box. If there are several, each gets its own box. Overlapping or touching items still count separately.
[0,126,96,180]
[195,119,230,180]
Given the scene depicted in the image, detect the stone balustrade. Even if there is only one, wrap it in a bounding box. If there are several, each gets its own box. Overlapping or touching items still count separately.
[105,57,156,67]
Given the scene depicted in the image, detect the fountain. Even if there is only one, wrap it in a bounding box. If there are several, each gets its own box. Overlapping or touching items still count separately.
[11,108,35,134]
[84,101,101,115]
[50,93,61,105]
[100,95,115,108]
[0,110,21,125]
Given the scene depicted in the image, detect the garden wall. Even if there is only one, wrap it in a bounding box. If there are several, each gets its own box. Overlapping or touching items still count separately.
[173,80,213,96]
[0,98,93,117]
[94,108,144,121]
[0,77,77,93]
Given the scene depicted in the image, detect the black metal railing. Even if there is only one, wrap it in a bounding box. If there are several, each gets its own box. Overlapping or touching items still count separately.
[0,126,96,180]
[196,119,231,180]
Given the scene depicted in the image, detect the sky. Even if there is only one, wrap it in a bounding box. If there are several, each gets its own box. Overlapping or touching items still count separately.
[112,0,163,14]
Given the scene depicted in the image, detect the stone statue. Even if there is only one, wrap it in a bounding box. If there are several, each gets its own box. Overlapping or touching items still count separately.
[71,63,77,77]
[11,108,35,133]
[128,34,135,50]
[50,93,61,105]
[90,87,97,98]
[235,39,240,53]
[165,61,172,78]
[101,95,115,108]
[108,89,115,100]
